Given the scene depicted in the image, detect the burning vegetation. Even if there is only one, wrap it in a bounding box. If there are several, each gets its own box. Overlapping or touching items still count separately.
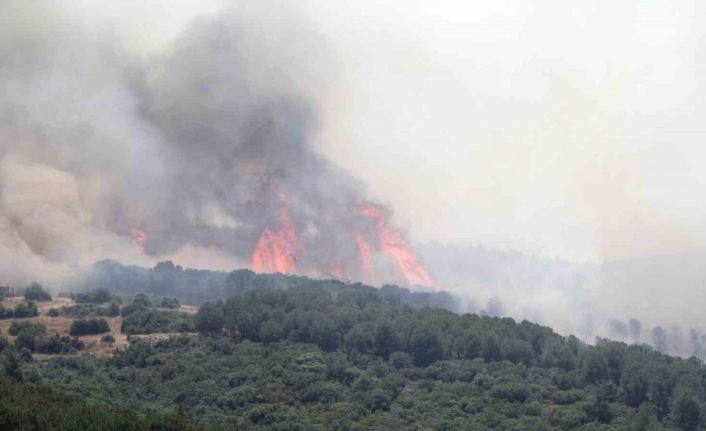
[0,1,433,289]
[248,182,432,286]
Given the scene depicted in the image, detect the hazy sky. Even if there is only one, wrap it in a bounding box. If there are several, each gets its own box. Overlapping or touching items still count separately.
[40,0,706,262]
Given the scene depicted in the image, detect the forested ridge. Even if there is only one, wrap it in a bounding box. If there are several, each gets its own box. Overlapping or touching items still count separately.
[1,269,706,429]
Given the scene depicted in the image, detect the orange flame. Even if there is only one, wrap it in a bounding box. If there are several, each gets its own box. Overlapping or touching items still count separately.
[251,209,298,274]
[358,203,432,286]
[355,233,375,280]
[330,262,347,280]
[131,227,147,253]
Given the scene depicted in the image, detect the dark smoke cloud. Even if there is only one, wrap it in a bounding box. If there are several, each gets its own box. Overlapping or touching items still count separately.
[0,0,421,286]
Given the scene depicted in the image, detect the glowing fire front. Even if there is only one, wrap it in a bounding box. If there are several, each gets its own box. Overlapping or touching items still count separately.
[251,209,298,274]
[357,203,433,287]
[131,227,147,253]
[247,181,432,287]
[355,233,375,279]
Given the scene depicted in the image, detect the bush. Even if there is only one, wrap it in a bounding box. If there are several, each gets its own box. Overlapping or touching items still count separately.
[61,302,120,318]
[18,347,33,362]
[121,309,195,335]
[24,282,52,302]
[75,287,113,304]
[12,301,39,318]
[156,297,180,309]
[101,334,116,344]
[0,303,13,319]
[9,321,46,337]
[35,335,84,354]
[390,352,414,369]
[0,375,196,429]
[14,323,47,353]
[120,294,152,317]
[47,308,61,317]
[195,302,225,335]
[69,318,111,336]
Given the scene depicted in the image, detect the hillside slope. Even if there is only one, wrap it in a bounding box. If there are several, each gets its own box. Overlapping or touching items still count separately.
[1,278,704,430]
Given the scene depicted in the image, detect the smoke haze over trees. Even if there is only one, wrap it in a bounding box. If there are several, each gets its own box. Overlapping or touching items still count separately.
[3,0,706,361]
[0,0,432,288]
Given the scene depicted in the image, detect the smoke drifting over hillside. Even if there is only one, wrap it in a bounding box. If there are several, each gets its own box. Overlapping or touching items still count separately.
[0,0,430,287]
[4,0,706,358]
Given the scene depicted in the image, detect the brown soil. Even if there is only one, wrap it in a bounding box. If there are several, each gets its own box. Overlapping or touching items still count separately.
[1,297,196,360]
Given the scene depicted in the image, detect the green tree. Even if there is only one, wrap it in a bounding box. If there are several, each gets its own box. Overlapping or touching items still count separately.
[582,349,610,384]
[311,318,338,351]
[2,346,22,381]
[650,365,677,419]
[24,282,52,301]
[621,359,649,407]
[195,301,225,336]
[410,322,443,366]
[373,320,400,359]
[670,389,701,431]
[69,318,110,336]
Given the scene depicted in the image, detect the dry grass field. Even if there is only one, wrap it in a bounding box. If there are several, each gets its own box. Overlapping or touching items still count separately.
[0,296,196,359]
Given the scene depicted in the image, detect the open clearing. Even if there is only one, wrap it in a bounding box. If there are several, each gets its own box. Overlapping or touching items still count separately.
[1,296,196,359]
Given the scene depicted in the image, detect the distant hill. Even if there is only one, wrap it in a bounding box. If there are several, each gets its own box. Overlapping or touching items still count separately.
[419,243,706,359]
[76,259,458,310]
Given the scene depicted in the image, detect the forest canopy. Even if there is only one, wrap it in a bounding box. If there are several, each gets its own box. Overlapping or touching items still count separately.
[3,271,706,430]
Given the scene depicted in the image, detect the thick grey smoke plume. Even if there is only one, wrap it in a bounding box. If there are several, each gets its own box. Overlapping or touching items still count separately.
[0,0,424,286]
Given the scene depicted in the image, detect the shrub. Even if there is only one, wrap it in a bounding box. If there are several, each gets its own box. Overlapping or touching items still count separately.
[69,318,111,336]
[195,302,225,336]
[133,294,152,308]
[35,335,84,354]
[156,297,180,309]
[12,302,39,319]
[12,322,47,353]
[61,302,120,318]
[9,321,46,337]
[121,309,195,335]
[101,334,116,344]
[47,308,60,317]
[120,294,154,317]
[24,282,52,302]
[0,303,13,319]
[15,333,37,352]
[75,287,113,304]
[18,347,33,362]
[390,352,414,369]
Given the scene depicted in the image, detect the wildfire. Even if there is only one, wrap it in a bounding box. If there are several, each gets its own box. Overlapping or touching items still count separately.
[358,203,433,286]
[131,227,147,253]
[355,233,375,280]
[251,209,298,273]
[330,262,347,280]
[268,178,287,202]
[249,179,431,287]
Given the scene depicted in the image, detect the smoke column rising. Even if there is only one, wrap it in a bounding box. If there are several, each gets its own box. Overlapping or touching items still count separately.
[0,0,431,287]
[5,0,706,359]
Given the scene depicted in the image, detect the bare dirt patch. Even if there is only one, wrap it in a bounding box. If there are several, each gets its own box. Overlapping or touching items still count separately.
[1,297,129,358]
[2,297,198,359]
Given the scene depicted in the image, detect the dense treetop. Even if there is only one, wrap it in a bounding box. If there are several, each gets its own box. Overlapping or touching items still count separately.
[2,274,706,430]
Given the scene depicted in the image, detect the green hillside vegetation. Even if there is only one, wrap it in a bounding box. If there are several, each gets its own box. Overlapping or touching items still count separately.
[23,283,52,302]
[1,278,705,430]
[0,302,39,320]
[0,374,198,431]
[80,260,456,309]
